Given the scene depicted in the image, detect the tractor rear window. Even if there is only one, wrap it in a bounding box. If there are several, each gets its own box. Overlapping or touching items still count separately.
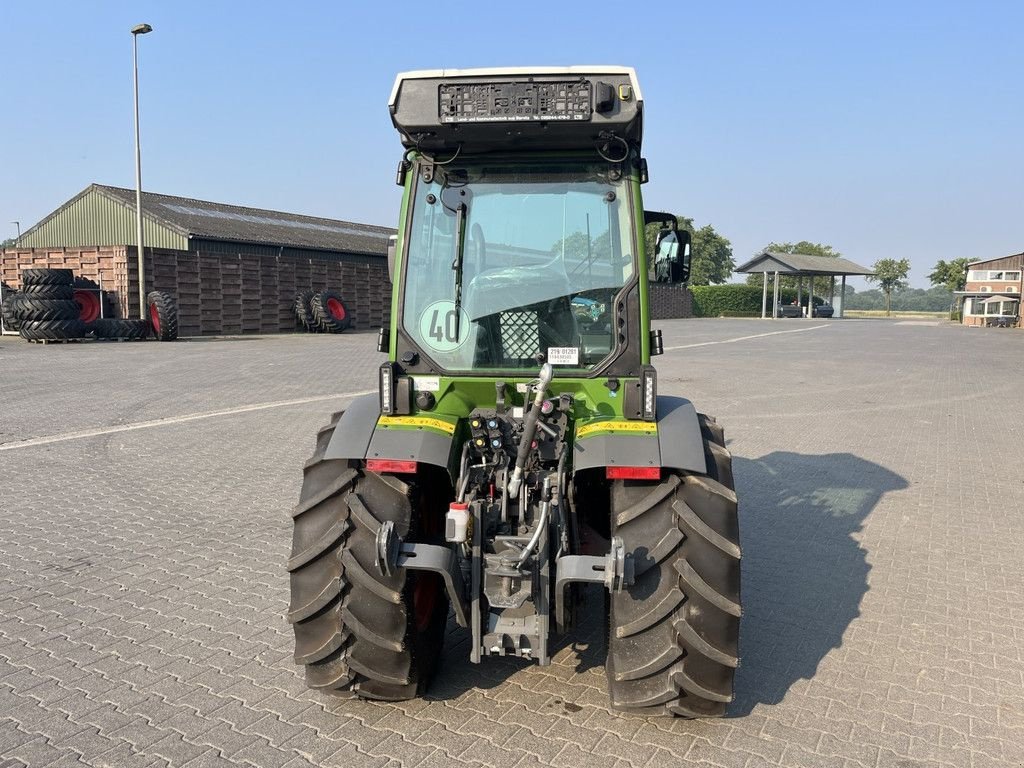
[400,161,635,372]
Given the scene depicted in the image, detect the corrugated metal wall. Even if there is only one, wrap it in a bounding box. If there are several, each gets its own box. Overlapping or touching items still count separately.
[18,188,187,250]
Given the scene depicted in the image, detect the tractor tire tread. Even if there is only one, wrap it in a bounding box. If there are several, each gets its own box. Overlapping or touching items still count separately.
[21,268,73,286]
[289,413,446,702]
[147,291,179,341]
[607,432,741,718]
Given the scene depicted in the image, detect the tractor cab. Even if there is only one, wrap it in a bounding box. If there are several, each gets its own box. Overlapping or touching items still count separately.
[387,67,655,380]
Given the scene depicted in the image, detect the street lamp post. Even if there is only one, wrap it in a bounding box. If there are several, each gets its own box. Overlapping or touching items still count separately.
[10,221,19,245]
[131,23,153,319]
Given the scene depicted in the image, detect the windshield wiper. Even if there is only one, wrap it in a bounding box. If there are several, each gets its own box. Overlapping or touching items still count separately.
[451,202,467,342]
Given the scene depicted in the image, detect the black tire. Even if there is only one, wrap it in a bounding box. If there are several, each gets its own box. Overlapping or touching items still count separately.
[90,318,151,340]
[288,412,448,701]
[697,413,733,489]
[20,284,75,300]
[147,291,179,341]
[21,268,74,287]
[14,298,81,322]
[310,290,352,334]
[1,291,22,332]
[19,319,86,341]
[293,290,316,332]
[606,421,740,718]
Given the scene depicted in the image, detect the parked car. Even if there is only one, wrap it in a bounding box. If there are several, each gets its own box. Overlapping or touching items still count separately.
[776,302,834,318]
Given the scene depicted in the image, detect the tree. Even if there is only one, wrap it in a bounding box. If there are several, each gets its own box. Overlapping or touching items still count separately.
[744,241,841,288]
[866,258,910,316]
[0,237,16,249]
[644,216,734,286]
[927,258,970,316]
[690,225,735,285]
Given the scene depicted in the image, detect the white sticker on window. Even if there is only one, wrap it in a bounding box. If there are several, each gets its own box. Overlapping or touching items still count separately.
[516,383,529,393]
[413,376,440,392]
[547,347,579,365]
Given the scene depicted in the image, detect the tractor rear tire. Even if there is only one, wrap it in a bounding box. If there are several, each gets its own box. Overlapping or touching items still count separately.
[147,291,179,341]
[310,290,352,334]
[2,291,22,332]
[293,290,316,332]
[90,318,151,340]
[606,420,740,718]
[21,284,75,300]
[19,319,86,341]
[14,298,81,322]
[21,268,73,287]
[288,412,448,700]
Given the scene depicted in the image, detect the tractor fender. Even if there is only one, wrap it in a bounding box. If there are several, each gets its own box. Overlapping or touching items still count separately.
[572,395,707,475]
[323,393,455,474]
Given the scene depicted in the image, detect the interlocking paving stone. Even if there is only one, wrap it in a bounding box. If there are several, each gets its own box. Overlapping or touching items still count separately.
[2,321,1023,766]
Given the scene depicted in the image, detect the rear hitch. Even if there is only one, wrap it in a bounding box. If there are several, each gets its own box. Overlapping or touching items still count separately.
[554,536,635,631]
[375,520,470,627]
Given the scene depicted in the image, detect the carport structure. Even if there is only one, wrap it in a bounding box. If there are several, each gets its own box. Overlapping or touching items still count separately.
[735,251,875,319]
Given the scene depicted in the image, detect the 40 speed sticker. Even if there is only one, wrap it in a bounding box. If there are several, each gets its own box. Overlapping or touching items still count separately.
[419,300,471,353]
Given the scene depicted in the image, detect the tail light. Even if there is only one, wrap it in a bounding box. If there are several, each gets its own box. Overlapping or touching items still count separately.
[366,459,418,473]
[606,466,661,480]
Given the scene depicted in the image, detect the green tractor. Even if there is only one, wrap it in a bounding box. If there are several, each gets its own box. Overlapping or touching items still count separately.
[288,67,741,717]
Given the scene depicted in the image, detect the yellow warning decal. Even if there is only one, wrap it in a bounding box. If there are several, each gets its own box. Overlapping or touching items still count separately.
[377,415,456,435]
[576,420,658,439]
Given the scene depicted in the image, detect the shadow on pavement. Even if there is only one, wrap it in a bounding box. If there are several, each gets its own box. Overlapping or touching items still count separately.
[730,451,907,716]
[427,450,906,713]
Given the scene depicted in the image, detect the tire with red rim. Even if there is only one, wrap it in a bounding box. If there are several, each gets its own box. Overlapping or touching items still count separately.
[72,278,105,323]
[288,411,448,700]
[147,291,179,341]
[310,289,352,334]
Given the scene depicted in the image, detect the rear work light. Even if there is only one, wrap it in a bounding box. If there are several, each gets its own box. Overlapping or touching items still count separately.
[366,459,418,474]
[606,466,661,481]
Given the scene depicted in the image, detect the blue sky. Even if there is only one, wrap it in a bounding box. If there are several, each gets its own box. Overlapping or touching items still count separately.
[2,1,1021,289]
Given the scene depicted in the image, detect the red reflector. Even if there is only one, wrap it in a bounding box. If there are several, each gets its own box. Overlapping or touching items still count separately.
[606,466,661,480]
[366,459,418,473]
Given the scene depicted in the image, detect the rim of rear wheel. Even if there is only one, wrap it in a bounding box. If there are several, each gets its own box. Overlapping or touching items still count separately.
[149,303,161,334]
[326,297,346,320]
[74,290,101,323]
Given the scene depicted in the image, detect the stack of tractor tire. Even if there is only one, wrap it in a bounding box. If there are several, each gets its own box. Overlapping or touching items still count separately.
[9,269,85,342]
[0,268,180,343]
[293,289,352,334]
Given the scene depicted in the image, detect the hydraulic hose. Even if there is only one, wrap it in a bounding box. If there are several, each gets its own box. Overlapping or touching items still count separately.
[506,363,553,499]
[517,475,552,568]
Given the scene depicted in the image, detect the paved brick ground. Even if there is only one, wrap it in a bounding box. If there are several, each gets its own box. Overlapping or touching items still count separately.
[1,319,1022,768]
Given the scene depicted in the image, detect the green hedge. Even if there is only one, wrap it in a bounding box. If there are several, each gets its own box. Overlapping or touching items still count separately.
[690,284,824,317]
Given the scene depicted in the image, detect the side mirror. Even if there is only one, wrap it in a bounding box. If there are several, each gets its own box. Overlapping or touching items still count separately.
[387,234,397,283]
[653,229,692,284]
